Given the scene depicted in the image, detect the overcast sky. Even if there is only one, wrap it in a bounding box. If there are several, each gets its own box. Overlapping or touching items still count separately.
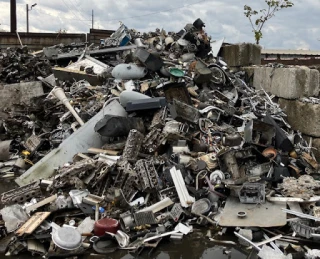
[0,0,319,50]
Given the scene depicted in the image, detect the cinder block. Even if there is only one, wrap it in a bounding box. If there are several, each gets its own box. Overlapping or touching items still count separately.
[246,66,320,99]
[221,43,261,67]
[0,81,43,111]
[279,98,320,137]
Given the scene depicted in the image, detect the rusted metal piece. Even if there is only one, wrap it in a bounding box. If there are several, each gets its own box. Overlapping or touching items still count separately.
[135,159,159,192]
[279,175,320,200]
[0,181,41,205]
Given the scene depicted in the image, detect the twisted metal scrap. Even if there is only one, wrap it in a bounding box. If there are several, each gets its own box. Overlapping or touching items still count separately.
[279,175,320,200]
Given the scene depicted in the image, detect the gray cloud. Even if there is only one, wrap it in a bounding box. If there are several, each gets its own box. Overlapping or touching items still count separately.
[0,0,318,50]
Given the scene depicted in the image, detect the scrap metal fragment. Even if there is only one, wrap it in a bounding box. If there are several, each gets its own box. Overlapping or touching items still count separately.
[163,82,192,105]
[122,130,144,161]
[279,175,320,200]
[24,135,42,153]
[16,212,51,236]
[290,220,318,239]
[135,159,159,192]
[134,211,157,226]
[169,99,200,124]
[239,183,265,204]
[27,239,46,256]
[170,203,184,222]
[25,195,57,214]
[0,181,41,205]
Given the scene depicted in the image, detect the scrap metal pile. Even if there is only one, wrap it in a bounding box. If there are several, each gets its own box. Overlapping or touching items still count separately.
[0,19,320,258]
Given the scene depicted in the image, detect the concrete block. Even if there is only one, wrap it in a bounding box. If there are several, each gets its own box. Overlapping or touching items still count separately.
[0,81,43,111]
[221,43,261,67]
[279,98,320,137]
[245,66,320,99]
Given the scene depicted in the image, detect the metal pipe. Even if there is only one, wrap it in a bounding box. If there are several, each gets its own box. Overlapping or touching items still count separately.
[262,233,283,255]
[234,231,262,251]
[195,170,207,190]
[52,87,85,126]
[282,208,320,221]
[26,4,29,33]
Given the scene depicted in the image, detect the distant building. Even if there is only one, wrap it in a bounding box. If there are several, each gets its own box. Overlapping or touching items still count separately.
[261,49,320,66]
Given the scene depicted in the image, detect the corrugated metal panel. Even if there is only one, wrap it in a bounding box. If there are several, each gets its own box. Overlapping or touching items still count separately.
[262,49,320,56]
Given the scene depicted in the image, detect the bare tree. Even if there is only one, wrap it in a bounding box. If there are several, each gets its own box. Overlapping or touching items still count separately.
[244,0,294,44]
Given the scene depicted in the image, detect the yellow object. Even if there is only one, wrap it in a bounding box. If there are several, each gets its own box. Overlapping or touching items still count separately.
[22,150,31,156]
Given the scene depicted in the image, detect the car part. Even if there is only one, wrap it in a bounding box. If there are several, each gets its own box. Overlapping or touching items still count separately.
[290,220,318,239]
[135,159,159,192]
[0,180,41,205]
[122,130,144,161]
[134,211,157,226]
[239,183,265,204]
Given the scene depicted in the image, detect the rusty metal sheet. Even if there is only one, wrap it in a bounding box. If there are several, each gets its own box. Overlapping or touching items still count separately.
[219,197,286,227]
[16,212,51,236]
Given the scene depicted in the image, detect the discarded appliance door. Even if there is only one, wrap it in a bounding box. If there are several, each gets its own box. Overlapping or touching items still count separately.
[15,100,127,186]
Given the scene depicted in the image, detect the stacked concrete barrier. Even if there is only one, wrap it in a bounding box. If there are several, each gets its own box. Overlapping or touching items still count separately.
[221,43,262,68]
[244,66,320,99]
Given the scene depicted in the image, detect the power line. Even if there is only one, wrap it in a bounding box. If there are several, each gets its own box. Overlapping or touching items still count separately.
[67,0,91,20]
[34,8,91,22]
[72,0,90,18]
[60,0,91,26]
[95,0,207,22]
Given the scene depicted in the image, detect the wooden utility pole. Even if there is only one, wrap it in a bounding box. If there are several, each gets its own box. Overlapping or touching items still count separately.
[10,0,17,33]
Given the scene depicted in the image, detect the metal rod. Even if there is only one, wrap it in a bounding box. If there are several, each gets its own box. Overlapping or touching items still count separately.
[26,4,29,33]
[262,233,283,255]
[234,231,262,251]
[191,211,216,226]
[255,234,282,247]
[282,208,320,221]
[16,31,23,47]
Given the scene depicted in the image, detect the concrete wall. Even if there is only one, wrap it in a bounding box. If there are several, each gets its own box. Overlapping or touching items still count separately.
[0,29,114,50]
[262,58,320,66]
[88,29,114,45]
[243,66,320,99]
[0,32,86,50]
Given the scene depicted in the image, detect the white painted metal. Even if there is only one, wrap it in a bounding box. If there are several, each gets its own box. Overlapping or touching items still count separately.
[170,167,195,208]
[16,100,127,186]
[138,197,174,213]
